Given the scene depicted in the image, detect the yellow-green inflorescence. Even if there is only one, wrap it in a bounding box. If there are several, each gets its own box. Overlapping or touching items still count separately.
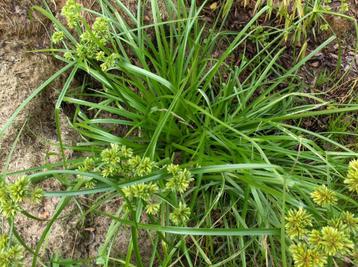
[0,234,23,267]
[318,226,353,256]
[99,144,156,178]
[76,16,111,60]
[340,211,358,234]
[51,31,64,44]
[290,243,327,267]
[57,1,122,70]
[0,176,43,219]
[286,167,358,267]
[287,208,355,267]
[61,0,82,29]
[310,185,337,207]
[285,208,312,239]
[123,183,159,201]
[345,159,358,193]
[169,202,191,226]
[77,144,194,226]
[165,164,194,193]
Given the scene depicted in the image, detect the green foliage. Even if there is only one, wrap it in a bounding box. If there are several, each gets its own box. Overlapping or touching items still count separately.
[0,0,358,266]
[26,0,358,265]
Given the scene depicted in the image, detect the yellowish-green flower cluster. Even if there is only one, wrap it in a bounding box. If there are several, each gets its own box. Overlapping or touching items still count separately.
[76,17,111,60]
[58,1,121,70]
[328,211,358,234]
[290,243,327,267]
[286,206,357,266]
[145,203,161,215]
[339,0,349,13]
[316,226,353,256]
[286,164,358,267]
[128,156,156,177]
[121,161,193,224]
[51,31,64,44]
[77,157,97,188]
[63,51,73,61]
[169,202,191,226]
[286,169,358,267]
[99,144,156,178]
[61,0,82,29]
[165,164,193,193]
[76,144,157,185]
[0,234,23,267]
[78,157,96,172]
[0,176,43,218]
[345,159,358,193]
[123,183,159,201]
[76,144,193,225]
[285,208,312,239]
[121,163,194,222]
[340,211,358,234]
[99,53,120,72]
[320,23,329,31]
[310,185,337,207]
[122,181,161,216]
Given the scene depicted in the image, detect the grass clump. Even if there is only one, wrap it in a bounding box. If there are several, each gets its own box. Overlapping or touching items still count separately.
[0,0,357,266]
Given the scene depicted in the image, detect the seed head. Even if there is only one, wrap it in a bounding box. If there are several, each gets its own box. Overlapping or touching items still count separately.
[285,208,312,239]
[123,183,159,201]
[62,0,82,28]
[290,243,327,267]
[9,176,30,203]
[145,203,160,215]
[340,211,358,234]
[64,51,73,60]
[166,164,180,175]
[51,31,64,44]
[101,144,121,165]
[165,168,193,194]
[31,187,44,204]
[310,185,337,207]
[345,159,358,193]
[170,202,191,226]
[100,53,120,72]
[319,226,353,256]
[135,157,156,177]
